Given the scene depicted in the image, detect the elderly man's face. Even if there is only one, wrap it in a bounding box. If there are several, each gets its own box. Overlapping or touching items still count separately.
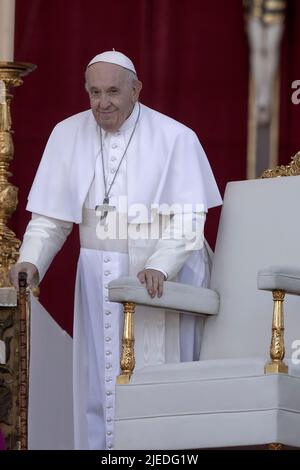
[85,62,142,132]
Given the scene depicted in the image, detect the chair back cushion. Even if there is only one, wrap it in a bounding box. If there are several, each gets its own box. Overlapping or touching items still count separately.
[200,175,300,360]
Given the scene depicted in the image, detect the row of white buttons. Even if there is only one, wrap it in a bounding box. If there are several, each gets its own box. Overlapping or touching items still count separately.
[103,256,114,450]
[108,133,124,188]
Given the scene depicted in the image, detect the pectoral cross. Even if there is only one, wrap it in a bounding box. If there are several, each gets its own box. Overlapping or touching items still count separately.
[95,196,116,221]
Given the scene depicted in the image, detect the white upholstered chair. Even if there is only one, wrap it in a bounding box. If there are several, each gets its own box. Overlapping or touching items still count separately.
[108,154,300,450]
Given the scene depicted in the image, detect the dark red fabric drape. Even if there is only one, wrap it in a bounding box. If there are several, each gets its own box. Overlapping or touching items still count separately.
[12,0,250,334]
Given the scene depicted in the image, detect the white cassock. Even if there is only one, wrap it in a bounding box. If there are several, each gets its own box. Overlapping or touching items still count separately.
[18,103,222,450]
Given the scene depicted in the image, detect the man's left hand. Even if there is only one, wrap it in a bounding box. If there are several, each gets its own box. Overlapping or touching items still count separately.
[137,269,165,298]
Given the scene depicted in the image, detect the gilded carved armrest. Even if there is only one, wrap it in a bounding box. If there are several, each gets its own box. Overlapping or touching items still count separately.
[108,276,219,383]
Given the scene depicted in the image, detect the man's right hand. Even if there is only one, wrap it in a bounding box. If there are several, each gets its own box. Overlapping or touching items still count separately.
[9,262,39,290]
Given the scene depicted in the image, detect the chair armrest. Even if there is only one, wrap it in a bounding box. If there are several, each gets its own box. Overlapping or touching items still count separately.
[257,267,300,296]
[108,276,219,316]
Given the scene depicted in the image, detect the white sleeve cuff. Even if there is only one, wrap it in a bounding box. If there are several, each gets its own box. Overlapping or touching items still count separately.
[144,266,168,280]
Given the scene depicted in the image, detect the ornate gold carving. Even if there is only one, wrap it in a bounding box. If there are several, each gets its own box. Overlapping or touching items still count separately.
[0,62,36,449]
[17,274,29,450]
[0,304,20,450]
[261,151,300,178]
[120,338,135,373]
[267,443,283,450]
[117,302,135,385]
[0,380,12,423]
[265,290,288,374]
[0,62,36,289]
[243,0,287,25]
[0,101,11,132]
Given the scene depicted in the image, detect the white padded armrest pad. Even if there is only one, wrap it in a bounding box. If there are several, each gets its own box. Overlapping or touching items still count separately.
[258,267,300,296]
[108,276,219,315]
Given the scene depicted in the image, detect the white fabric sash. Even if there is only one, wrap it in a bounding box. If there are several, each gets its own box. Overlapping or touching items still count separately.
[79,208,128,253]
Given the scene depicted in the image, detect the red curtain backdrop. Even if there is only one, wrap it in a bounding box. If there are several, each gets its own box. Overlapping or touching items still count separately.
[11,0,250,334]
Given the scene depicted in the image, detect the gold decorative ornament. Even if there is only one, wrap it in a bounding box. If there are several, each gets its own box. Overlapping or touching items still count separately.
[243,0,287,25]
[117,302,135,384]
[0,295,19,450]
[0,61,36,288]
[264,290,288,374]
[267,442,283,450]
[261,151,300,178]
[17,272,29,450]
[0,61,36,449]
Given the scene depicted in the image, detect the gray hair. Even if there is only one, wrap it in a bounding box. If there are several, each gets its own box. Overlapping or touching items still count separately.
[125,69,138,82]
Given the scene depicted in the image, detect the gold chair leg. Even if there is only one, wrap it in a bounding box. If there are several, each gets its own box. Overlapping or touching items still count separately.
[116,302,135,385]
[265,290,288,374]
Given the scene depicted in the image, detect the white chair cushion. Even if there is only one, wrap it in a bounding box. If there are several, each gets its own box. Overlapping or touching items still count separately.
[108,276,219,316]
[258,267,300,295]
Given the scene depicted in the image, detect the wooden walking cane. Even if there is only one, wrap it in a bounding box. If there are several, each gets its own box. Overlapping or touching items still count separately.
[18,272,29,450]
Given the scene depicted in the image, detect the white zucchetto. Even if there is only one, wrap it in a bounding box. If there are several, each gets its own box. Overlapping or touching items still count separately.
[87,50,137,74]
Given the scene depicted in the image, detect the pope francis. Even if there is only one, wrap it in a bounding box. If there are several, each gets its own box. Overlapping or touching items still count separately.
[10,51,222,450]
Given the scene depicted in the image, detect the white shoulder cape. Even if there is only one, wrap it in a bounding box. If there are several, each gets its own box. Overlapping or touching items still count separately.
[27,104,222,223]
